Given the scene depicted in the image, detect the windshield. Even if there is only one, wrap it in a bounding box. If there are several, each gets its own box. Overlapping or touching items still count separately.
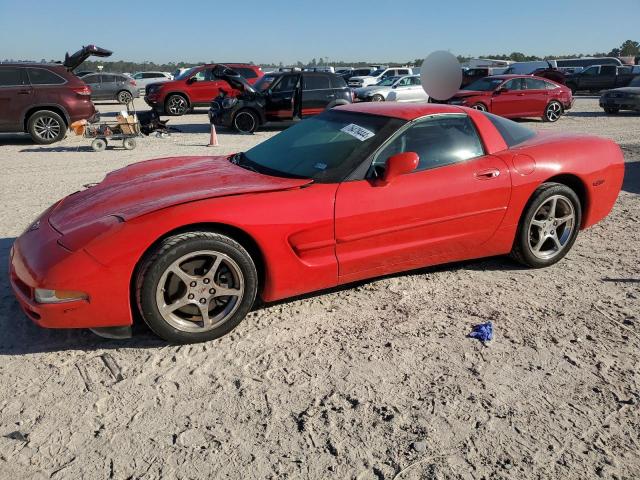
[254,75,277,91]
[239,111,406,182]
[176,67,197,80]
[370,69,385,77]
[375,77,398,86]
[462,77,505,91]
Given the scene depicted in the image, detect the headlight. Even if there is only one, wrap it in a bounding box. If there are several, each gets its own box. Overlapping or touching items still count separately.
[222,97,238,109]
[35,289,88,304]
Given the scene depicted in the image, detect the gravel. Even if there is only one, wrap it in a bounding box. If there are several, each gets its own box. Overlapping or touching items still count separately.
[0,98,638,479]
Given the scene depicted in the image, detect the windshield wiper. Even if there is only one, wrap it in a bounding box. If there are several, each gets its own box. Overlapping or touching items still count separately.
[230,152,260,173]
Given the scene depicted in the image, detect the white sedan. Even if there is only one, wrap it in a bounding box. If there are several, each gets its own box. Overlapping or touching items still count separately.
[386,75,429,103]
[131,71,172,94]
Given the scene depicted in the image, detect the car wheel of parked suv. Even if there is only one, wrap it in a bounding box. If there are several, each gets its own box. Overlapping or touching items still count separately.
[233,109,258,134]
[165,94,189,116]
[543,101,563,122]
[27,110,67,145]
[117,90,133,104]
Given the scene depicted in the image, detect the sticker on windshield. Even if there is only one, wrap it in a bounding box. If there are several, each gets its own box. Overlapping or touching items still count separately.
[340,123,375,141]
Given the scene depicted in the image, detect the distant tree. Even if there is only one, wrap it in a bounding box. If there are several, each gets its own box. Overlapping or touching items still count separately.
[608,48,621,57]
[620,39,640,57]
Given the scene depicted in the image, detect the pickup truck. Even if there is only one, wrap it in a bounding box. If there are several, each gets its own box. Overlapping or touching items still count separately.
[565,65,639,93]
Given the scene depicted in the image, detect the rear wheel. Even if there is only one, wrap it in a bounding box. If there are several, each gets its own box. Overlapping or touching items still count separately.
[165,94,189,116]
[543,101,563,122]
[233,109,258,134]
[27,110,66,144]
[136,231,258,343]
[471,103,487,111]
[117,90,133,104]
[511,183,581,268]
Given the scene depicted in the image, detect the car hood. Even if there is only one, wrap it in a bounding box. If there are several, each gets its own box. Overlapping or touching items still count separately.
[356,85,391,95]
[604,87,640,94]
[49,156,312,233]
[451,90,490,99]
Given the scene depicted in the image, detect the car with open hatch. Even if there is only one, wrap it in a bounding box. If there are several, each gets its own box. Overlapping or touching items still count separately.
[9,103,623,343]
[444,75,573,122]
[144,63,264,115]
[208,70,351,133]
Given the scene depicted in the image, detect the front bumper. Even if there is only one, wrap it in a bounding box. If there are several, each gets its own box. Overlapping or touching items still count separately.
[8,214,130,329]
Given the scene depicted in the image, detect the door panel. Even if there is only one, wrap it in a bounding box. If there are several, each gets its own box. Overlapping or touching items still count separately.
[335,154,511,278]
[491,78,527,117]
[302,74,332,116]
[266,74,299,120]
[0,67,30,130]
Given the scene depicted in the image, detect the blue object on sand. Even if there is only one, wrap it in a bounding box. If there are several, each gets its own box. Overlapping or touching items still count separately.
[468,322,493,342]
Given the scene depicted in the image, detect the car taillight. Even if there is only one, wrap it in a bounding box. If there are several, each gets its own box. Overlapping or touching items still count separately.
[129,80,136,86]
[72,86,91,96]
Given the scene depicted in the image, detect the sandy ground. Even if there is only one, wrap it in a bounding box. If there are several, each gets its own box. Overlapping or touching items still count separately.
[0,98,638,479]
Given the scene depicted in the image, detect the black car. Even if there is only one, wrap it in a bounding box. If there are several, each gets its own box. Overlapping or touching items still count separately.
[600,76,640,114]
[209,71,352,133]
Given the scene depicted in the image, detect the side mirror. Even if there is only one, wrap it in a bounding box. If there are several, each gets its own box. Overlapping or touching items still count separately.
[495,86,507,94]
[187,77,197,84]
[377,152,419,185]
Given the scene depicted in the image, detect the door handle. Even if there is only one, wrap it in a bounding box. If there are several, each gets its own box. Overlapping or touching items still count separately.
[475,169,500,179]
[327,94,335,98]
[283,96,292,101]
[18,89,31,95]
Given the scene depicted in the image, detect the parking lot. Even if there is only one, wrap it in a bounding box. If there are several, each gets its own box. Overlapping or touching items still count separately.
[0,98,638,479]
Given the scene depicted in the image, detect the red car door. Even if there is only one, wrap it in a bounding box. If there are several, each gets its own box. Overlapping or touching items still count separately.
[334,115,511,280]
[187,68,228,104]
[490,78,528,117]
[522,77,550,115]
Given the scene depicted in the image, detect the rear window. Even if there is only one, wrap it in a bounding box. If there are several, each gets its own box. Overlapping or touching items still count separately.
[304,75,331,90]
[0,67,25,86]
[27,67,66,85]
[483,112,536,148]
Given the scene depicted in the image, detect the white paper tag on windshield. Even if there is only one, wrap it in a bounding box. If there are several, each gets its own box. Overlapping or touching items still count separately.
[341,123,375,141]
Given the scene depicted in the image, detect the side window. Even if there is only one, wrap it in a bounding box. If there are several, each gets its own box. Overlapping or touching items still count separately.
[236,68,258,79]
[396,77,411,86]
[273,75,299,92]
[398,69,409,75]
[544,81,559,90]
[303,75,330,90]
[83,74,100,84]
[601,66,616,75]
[0,67,26,86]
[193,69,213,81]
[410,76,421,85]
[581,66,599,76]
[133,73,143,79]
[26,68,66,85]
[524,78,547,90]
[101,74,118,83]
[330,75,347,89]
[503,78,523,90]
[371,115,484,173]
[382,70,396,79]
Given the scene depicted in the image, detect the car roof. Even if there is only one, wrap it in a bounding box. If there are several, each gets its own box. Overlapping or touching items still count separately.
[487,74,535,80]
[0,62,66,69]
[337,102,465,120]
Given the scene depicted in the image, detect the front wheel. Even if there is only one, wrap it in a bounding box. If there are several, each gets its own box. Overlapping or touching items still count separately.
[371,94,384,102]
[543,101,563,122]
[233,109,259,134]
[117,90,133,104]
[511,183,581,268]
[471,103,487,111]
[165,94,189,116]
[136,231,258,343]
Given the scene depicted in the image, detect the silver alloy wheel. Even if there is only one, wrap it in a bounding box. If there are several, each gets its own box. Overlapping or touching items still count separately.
[371,94,384,102]
[118,91,133,104]
[546,102,562,121]
[528,195,575,260]
[472,103,487,111]
[33,116,61,141]
[155,250,244,333]
[167,95,188,115]
[234,111,256,133]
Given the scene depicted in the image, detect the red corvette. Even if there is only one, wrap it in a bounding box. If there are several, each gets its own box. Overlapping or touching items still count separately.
[9,103,623,343]
[447,75,573,122]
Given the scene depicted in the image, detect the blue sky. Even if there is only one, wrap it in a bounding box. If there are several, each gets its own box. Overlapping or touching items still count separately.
[1,0,638,64]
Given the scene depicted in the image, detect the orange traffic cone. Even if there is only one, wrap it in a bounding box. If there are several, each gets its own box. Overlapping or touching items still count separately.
[207,123,219,147]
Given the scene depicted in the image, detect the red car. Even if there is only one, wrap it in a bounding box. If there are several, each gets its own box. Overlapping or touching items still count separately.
[9,103,623,343]
[144,63,263,115]
[447,75,573,122]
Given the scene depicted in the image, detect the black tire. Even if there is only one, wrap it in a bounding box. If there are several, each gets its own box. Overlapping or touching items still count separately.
[371,94,385,102]
[233,109,259,134]
[471,103,487,111]
[27,110,67,144]
[135,231,258,343]
[604,107,619,114]
[165,94,189,116]
[511,183,582,268]
[543,101,563,122]
[117,90,133,104]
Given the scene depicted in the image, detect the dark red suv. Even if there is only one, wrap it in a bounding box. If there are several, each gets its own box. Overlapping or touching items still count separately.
[144,63,264,115]
[0,64,97,144]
